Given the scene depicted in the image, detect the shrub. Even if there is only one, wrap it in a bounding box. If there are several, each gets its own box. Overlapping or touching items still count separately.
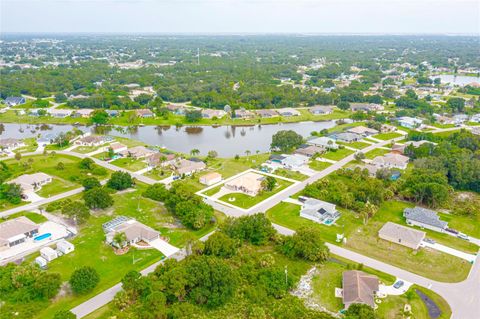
[69,266,100,295]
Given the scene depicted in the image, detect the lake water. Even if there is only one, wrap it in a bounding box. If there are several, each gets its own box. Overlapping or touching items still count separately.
[0,121,336,157]
[430,74,480,86]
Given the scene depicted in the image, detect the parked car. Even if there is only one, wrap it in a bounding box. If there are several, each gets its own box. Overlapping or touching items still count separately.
[457,233,469,241]
[393,280,404,289]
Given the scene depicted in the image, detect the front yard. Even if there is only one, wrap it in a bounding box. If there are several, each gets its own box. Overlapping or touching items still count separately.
[364,148,390,159]
[110,157,148,172]
[321,148,354,161]
[372,132,404,140]
[309,160,332,171]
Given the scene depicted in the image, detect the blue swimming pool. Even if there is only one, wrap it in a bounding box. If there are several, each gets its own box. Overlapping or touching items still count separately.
[324,219,334,225]
[34,233,52,242]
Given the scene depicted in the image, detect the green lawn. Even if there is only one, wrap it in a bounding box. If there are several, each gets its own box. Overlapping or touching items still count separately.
[364,148,390,159]
[203,184,223,197]
[321,148,354,161]
[205,154,270,178]
[5,211,48,224]
[309,160,332,171]
[345,201,473,282]
[440,211,480,238]
[142,167,173,181]
[14,138,38,153]
[34,184,221,318]
[0,198,29,211]
[110,157,148,172]
[274,168,308,181]
[36,177,78,197]
[372,132,404,140]
[73,145,102,154]
[338,141,371,150]
[218,177,293,209]
[4,154,111,196]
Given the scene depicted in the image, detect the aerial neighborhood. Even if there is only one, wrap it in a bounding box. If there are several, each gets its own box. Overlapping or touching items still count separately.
[0,34,479,319]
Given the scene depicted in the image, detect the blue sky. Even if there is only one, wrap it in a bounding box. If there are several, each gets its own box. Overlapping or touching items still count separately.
[1,0,479,34]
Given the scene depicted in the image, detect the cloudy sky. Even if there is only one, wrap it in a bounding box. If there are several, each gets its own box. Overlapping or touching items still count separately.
[1,0,479,34]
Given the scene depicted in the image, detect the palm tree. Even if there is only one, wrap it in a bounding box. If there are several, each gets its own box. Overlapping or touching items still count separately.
[113,232,127,249]
[190,149,200,157]
[245,150,251,158]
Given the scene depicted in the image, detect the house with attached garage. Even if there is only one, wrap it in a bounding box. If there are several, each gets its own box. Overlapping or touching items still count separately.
[256,109,278,118]
[294,144,325,157]
[201,109,226,119]
[277,108,300,117]
[372,153,409,170]
[135,109,155,118]
[403,207,448,233]
[0,217,39,251]
[397,116,423,129]
[4,96,26,106]
[378,222,426,250]
[172,158,206,176]
[108,142,128,154]
[309,105,333,115]
[48,109,73,118]
[8,173,52,193]
[330,132,362,143]
[224,172,265,196]
[342,270,379,310]
[103,216,160,248]
[147,152,177,167]
[120,146,157,160]
[0,138,25,152]
[346,126,379,137]
[299,197,341,225]
[307,136,339,150]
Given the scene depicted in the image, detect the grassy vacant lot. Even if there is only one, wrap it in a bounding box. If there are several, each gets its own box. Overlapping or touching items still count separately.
[309,160,332,171]
[321,148,354,161]
[441,210,480,238]
[346,201,473,282]
[266,202,363,243]
[14,138,38,153]
[142,167,173,181]
[372,132,404,140]
[35,184,221,318]
[4,153,110,196]
[206,154,270,178]
[73,145,102,154]
[36,177,78,197]
[338,140,371,150]
[274,168,308,181]
[218,177,293,209]
[5,211,48,223]
[364,148,390,159]
[110,157,148,172]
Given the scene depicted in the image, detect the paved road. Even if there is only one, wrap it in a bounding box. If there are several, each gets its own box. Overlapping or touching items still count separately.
[71,231,215,318]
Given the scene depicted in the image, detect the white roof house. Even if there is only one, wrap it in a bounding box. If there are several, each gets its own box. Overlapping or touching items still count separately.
[56,239,74,255]
[299,197,341,224]
[8,173,52,192]
[0,216,40,250]
[224,172,265,196]
[378,222,426,250]
[199,172,222,186]
[108,142,128,154]
[397,117,423,129]
[277,108,300,116]
[372,153,409,170]
[307,136,339,150]
[0,138,25,152]
[40,247,58,262]
[280,154,309,169]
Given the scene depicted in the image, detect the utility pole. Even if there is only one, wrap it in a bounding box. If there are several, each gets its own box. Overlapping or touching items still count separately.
[197,48,200,66]
[284,265,288,285]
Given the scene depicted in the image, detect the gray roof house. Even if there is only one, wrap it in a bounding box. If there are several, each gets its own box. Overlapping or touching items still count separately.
[379,222,425,250]
[309,105,333,115]
[403,207,448,232]
[330,132,362,143]
[307,136,339,150]
[4,97,26,106]
[299,197,340,225]
[0,216,40,250]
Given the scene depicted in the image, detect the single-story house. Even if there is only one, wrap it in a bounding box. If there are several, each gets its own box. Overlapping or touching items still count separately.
[8,173,52,193]
[294,145,325,157]
[309,105,333,115]
[372,153,409,170]
[342,270,379,309]
[173,158,206,176]
[330,132,362,143]
[73,109,94,118]
[277,108,300,117]
[347,126,379,137]
[135,109,155,118]
[299,197,341,224]
[201,109,226,119]
[0,138,25,152]
[104,217,160,247]
[397,117,423,129]
[350,103,384,112]
[471,127,480,136]
[378,222,426,250]
[120,146,157,159]
[380,124,397,133]
[74,135,109,147]
[165,104,185,115]
[108,142,128,154]
[4,96,26,106]
[403,207,448,233]
[234,108,255,119]
[280,154,309,169]
[256,109,279,118]
[470,114,480,123]
[453,114,469,124]
[224,172,265,196]
[48,109,73,118]
[40,247,58,262]
[147,153,176,167]
[199,172,222,186]
[0,216,39,251]
[307,136,339,150]
[56,240,74,255]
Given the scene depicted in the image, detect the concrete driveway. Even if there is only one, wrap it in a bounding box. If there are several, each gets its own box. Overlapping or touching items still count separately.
[148,239,180,257]
[421,241,477,263]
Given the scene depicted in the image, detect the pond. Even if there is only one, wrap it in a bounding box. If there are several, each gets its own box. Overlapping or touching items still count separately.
[430,74,480,86]
[0,121,336,157]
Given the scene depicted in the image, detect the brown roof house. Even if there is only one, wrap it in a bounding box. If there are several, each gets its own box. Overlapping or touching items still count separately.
[199,172,222,186]
[347,126,379,137]
[120,146,157,159]
[0,216,40,251]
[378,222,426,250]
[147,153,177,167]
[135,109,155,118]
[309,105,333,115]
[75,135,110,147]
[256,109,279,118]
[234,108,255,119]
[108,142,128,154]
[173,159,206,176]
[0,138,25,152]
[342,270,379,309]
